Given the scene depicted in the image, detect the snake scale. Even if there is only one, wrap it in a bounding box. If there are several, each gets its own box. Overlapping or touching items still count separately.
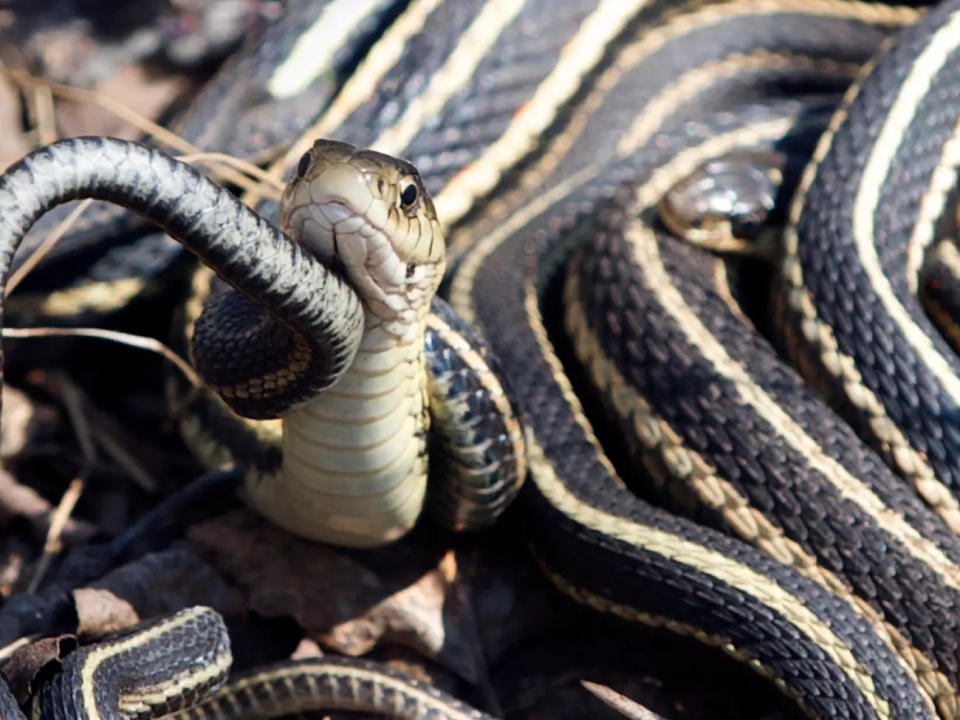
[4,0,960,718]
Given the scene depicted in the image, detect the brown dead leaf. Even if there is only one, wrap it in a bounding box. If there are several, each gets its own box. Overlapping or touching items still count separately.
[189,509,488,683]
[320,550,458,657]
[289,635,323,660]
[72,587,139,638]
[2,634,76,706]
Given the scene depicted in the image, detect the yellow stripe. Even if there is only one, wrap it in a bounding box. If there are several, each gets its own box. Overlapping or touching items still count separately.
[931,239,960,281]
[852,8,960,402]
[449,0,897,316]
[538,560,812,716]
[611,0,913,157]
[425,311,527,484]
[205,662,481,720]
[452,123,792,331]
[449,159,606,324]
[266,0,389,99]
[780,24,960,531]
[439,0,916,227]
[563,274,952,710]
[526,433,892,719]
[264,0,445,187]
[371,0,528,156]
[491,121,908,720]
[80,607,226,718]
[118,654,232,713]
[618,51,858,158]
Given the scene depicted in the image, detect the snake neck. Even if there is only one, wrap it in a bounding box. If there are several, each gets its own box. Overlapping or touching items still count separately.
[246,303,431,547]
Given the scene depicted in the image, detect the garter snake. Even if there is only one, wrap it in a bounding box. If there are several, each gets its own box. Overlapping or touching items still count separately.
[778,0,960,535]
[7,1,960,719]
[166,0,674,547]
[0,605,493,720]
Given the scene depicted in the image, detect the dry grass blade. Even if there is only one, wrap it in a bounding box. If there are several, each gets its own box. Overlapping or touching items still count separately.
[1,67,281,200]
[2,326,203,390]
[5,199,94,295]
[86,418,158,494]
[581,681,667,720]
[26,372,94,593]
[178,151,284,201]
[0,67,288,295]
[2,66,196,153]
[30,83,56,146]
[0,468,97,544]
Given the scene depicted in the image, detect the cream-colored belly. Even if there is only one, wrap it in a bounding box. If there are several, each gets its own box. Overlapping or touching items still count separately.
[243,322,429,547]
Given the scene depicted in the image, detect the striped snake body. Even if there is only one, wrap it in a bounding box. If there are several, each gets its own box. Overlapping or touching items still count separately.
[7,0,960,718]
[781,2,960,533]
[447,1,960,718]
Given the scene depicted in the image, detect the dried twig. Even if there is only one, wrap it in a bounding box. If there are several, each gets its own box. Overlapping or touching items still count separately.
[31,83,56,146]
[0,468,98,544]
[2,326,203,391]
[581,681,667,720]
[0,67,283,198]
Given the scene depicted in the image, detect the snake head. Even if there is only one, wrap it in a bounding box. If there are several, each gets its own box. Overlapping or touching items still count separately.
[280,139,445,323]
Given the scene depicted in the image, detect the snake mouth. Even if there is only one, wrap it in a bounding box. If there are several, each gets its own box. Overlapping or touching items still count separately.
[285,198,403,317]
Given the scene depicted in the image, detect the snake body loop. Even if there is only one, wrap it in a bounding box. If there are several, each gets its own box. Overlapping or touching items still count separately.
[0,137,366,418]
[164,657,493,720]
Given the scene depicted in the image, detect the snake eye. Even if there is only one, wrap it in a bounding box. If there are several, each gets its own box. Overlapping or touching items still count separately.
[296,152,312,178]
[399,180,419,210]
[406,263,416,279]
